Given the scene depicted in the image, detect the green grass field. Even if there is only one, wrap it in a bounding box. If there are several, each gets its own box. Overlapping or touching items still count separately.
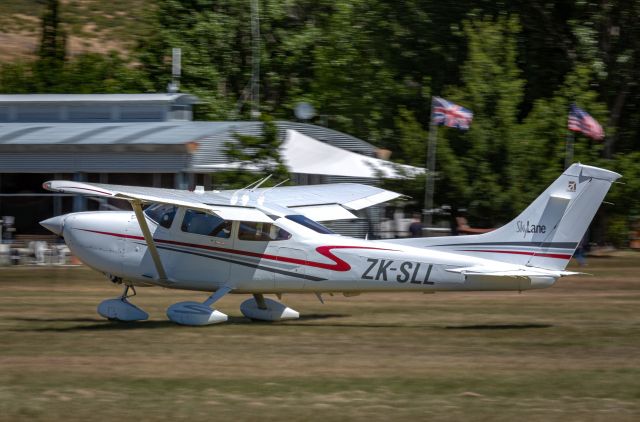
[1,255,639,421]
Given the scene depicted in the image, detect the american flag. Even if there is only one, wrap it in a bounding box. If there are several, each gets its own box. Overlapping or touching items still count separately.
[431,97,473,130]
[568,104,604,141]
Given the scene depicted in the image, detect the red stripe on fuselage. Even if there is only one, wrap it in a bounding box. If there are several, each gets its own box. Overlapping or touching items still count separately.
[79,229,391,272]
[458,249,572,260]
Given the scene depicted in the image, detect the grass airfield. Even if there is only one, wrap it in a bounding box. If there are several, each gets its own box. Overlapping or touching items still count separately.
[0,255,639,421]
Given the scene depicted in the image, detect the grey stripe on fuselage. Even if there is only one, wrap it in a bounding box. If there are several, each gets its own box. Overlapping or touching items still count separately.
[146,242,326,282]
[429,241,578,249]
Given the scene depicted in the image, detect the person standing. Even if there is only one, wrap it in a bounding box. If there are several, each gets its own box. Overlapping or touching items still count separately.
[409,213,423,238]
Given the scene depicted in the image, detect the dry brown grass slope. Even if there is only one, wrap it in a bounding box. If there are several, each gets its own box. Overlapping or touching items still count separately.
[0,0,151,61]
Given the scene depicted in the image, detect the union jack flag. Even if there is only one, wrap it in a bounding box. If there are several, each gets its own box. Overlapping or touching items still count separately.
[431,97,473,130]
[568,104,604,141]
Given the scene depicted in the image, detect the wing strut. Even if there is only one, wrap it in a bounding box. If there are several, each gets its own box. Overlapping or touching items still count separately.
[203,285,234,307]
[131,200,168,281]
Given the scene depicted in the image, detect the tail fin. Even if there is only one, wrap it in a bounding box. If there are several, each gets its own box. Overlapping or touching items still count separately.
[387,163,621,270]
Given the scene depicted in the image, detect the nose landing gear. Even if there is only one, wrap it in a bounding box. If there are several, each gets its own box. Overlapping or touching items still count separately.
[97,285,149,322]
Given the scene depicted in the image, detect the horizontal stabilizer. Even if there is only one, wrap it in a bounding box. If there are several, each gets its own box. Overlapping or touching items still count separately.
[445,266,582,278]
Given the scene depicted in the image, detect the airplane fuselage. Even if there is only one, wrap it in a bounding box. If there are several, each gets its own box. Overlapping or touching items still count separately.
[59,209,556,294]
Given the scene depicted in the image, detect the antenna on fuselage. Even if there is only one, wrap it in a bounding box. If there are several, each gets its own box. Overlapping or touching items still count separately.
[256,178,289,206]
[243,176,267,191]
[230,175,271,205]
[261,178,289,193]
[251,174,272,191]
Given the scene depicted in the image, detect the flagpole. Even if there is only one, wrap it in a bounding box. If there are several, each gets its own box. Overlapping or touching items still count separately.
[423,116,438,233]
[565,131,574,169]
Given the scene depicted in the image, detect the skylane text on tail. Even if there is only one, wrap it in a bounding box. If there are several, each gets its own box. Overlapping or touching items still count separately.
[40,163,620,326]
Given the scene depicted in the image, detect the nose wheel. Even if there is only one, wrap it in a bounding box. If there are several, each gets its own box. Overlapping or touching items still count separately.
[97,284,149,322]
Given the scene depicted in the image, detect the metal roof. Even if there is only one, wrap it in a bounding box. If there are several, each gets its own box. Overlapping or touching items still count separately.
[0,122,231,147]
[192,121,264,166]
[0,120,377,173]
[0,93,199,104]
[0,121,375,150]
[192,121,377,166]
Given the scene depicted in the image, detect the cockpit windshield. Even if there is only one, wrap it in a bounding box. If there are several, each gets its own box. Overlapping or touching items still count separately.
[285,215,335,234]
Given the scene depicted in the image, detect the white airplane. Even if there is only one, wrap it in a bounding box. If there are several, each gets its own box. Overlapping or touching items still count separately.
[40,163,619,326]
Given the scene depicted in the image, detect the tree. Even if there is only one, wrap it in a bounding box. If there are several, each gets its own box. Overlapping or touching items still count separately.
[567,0,640,157]
[135,0,254,119]
[439,15,525,226]
[606,151,640,246]
[509,65,607,211]
[36,0,67,89]
[214,114,289,189]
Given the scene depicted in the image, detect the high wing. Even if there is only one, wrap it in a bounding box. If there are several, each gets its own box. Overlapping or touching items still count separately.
[246,183,401,210]
[246,183,403,221]
[43,180,272,222]
[43,180,402,222]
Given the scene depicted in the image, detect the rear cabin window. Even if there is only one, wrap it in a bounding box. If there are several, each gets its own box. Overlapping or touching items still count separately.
[144,204,177,229]
[238,222,291,241]
[181,210,232,238]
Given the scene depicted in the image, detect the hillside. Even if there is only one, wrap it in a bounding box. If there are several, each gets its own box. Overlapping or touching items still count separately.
[0,0,151,60]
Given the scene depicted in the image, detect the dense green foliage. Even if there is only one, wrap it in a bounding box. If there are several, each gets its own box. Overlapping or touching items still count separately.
[1,0,639,244]
[215,114,290,188]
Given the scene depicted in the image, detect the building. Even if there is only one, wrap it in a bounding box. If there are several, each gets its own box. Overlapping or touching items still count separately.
[0,94,401,237]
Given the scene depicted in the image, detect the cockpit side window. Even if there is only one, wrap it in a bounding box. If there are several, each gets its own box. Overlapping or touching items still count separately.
[181,209,231,238]
[144,204,177,229]
[238,222,291,241]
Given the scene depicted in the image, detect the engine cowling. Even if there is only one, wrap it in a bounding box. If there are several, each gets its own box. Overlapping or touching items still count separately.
[166,301,228,326]
[240,297,299,321]
[97,298,149,321]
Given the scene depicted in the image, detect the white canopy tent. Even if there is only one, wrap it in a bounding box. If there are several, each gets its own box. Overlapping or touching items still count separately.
[194,129,424,179]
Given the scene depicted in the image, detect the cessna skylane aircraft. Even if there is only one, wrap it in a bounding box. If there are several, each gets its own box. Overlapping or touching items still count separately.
[40,163,619,325]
